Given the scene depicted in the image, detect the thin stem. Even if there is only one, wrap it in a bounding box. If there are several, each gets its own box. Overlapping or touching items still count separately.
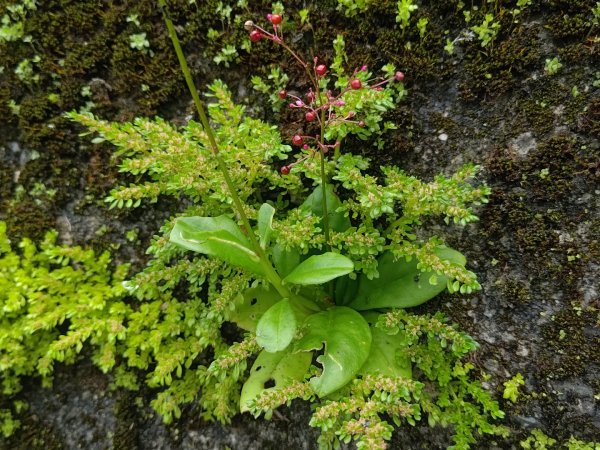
[158,1,291,299]
[318,114,330,247]
[251,25,332,248]
[276,40,331,246]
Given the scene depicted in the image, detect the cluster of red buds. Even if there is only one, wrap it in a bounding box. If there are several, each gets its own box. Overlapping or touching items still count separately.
[246,14,405,175]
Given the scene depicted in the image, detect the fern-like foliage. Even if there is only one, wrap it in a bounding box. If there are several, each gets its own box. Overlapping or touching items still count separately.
[0,222,128,436]
[68,80,303,212]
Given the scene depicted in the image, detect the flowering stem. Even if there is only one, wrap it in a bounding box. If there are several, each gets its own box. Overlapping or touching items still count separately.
[251,23,332,246]
[281,45,331,246]
[318,113,331,247]
[158,0,292,299]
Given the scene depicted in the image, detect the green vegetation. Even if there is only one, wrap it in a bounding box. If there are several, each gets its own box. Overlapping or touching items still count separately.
[0,222,129,437]
[1,0,598,448]
[63,8,504,448]
[503,373,525,403]
[521,429,600,450]
[544,57,563,75]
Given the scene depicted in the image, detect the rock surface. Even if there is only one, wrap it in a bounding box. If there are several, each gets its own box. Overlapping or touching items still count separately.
[1,0,598,449]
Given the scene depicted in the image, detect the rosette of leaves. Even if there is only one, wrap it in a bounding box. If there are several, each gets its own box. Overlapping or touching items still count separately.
[70,25,501,449]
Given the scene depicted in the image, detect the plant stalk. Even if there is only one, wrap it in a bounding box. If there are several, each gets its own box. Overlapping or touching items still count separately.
[276,40,331,246]
[158,0,291,299]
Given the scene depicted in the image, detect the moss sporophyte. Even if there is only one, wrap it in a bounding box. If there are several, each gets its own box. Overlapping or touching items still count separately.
[62,4,506,449]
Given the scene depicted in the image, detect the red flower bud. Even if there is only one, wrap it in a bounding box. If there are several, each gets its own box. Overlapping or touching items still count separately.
[394,71,405,81]
[315,64,327,76]
[280,165,290,175]
[350,79,362,90]
[270,14,282,25]
[292,135,303,146]
[249,30,262,42]
[305,111,316,122]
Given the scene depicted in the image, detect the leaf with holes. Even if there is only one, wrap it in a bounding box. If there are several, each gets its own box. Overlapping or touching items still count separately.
[229,287,282,332]
[170,216,263,275]
[256,299,296,352]
[240,349,312,412]
[347,247,466,310]
[295,307,371,397]
[283,252,354,285]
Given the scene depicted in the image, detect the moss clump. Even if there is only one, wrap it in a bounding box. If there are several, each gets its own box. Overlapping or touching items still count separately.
[460,26,541,101]
[4,199,56,243]
[498,279,532,304]
[525,135,596,201]
[539,306,600,379]
[578,96,600,138]
[546,13,590,40]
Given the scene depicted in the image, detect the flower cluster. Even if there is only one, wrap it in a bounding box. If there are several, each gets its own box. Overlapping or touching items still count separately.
[246,14,405,176]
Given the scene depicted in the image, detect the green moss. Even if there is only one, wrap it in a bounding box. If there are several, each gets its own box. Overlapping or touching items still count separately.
[4,199,56,242]
[578,96,600,138]
[540,306,600,379]
[547,13,590,40]
[2,418,64,450]
[498,279,532,304]
[460,25,541,100]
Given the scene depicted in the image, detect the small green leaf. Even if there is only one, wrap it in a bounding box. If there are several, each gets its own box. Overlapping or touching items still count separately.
[295,307,371,396]
[229,287,282,331]
[502,373,524,403]
[257,203,275,249]
[170,216,263,275]
[347,247,466,310]
[283,252,354,285]
[272,243,301,278]
[256,299,297,352]
[240,349,312,412]
[300,184,351,232]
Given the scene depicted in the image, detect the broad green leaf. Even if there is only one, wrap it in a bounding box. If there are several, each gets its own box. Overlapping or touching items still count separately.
[239,349,312,412]
[334,274,359,306]
[229,287,282,331]
[295,307,371,397]
[257,203,275,249]
[272,243,301,278]
[170,216,263,275]
[283,252,354,285]
[300,184,351,232]
[347,247,467,310]
[256,299,296,352]
[359,312,412,378]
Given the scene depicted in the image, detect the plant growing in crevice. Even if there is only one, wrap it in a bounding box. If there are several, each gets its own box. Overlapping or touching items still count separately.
[67,5,504,449]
